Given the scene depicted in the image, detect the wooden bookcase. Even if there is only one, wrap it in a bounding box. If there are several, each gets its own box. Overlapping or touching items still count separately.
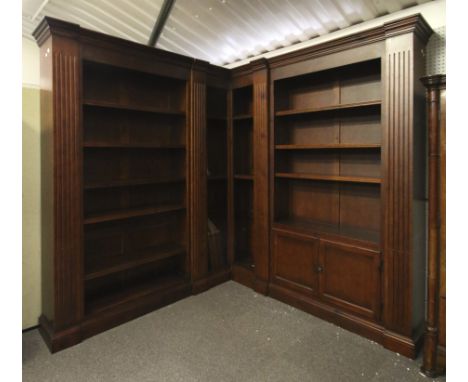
[268,15,432,359]
[34,15,433,357]
[273,59,382,246]
[229,60,269,293]
[81,61,189,317]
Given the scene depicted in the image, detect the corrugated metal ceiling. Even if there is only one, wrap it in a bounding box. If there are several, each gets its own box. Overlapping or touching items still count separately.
[22,0,433,66]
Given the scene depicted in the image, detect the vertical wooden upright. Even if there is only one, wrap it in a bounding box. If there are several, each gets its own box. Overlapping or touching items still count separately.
[189,61,208,282]
[421,74,446,377]
[381,16,432,355]
[33,18,84,352]
[252,59,270,293]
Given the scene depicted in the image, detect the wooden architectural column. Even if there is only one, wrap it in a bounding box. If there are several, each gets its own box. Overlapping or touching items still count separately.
[189,61,208,282]
[381,17,432,356]
[252,59,270,294]
[33,19,84,352]
[421,74,446,377]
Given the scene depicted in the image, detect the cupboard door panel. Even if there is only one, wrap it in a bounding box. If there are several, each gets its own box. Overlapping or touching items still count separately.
[272,230,319,294]
[319,240,380,320]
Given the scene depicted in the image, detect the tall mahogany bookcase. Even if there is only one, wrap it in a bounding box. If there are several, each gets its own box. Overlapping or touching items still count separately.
[33,15,433,357]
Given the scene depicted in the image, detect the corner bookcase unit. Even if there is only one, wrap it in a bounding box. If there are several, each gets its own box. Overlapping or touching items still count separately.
[268,15,432,358]
[229,61,270,294]
[190,63,232,294]
[34,15,432,357]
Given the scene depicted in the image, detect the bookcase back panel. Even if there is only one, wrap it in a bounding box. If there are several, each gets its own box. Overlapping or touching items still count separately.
[84,256,183,315]
[339,151,381,178]
[340,60,381,104]
[84,214,185,263]
[234,181,254,260]
[276,151,339,174]
[275,72,338,111]
[83,150,185,184]
[207,126,227,177]
[339,184,380,233]
[339,109,381,144]
[276,116,339,145]
[207,88,227,118]
[84,108,186,146]
[276,179,339,224]
[84,183,185,216]
[276,151,380,178]
[233,86,253,115]
[83,62,187,112]
[234,122,253,175]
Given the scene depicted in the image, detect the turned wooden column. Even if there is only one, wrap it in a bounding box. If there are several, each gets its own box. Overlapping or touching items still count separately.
[421,74,446,377]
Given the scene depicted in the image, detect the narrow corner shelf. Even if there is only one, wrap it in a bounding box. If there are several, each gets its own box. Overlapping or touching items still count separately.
[275,172,381,184]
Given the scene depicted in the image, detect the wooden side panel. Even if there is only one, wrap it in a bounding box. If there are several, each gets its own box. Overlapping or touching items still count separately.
[189,68,207,280]
[272,230,319,294]
[319,240,380,321]
[382,34,414,335]
[252,61,270,286]
[50,35,84,329]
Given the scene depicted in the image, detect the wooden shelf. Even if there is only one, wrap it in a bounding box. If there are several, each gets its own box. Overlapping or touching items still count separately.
[233,113,253,121]
[275,143,381,150]
[84,176,185,190]
[83,142,185,149]
[275,172,381,184]
[84,204,186,225]
[85,274,187,316]
[275,100,381,117]
[234,174,254,181]
[85,244,185,281]
[83,99,185,116]
[274,218,380,246]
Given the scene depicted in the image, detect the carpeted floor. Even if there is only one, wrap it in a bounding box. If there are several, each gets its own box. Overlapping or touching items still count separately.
[22,281,445,382]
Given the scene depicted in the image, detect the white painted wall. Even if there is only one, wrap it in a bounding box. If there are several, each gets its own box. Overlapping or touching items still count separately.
[22,37,41,329]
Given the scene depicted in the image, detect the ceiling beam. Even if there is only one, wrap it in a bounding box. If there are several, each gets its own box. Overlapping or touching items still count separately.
[148,0,176,46]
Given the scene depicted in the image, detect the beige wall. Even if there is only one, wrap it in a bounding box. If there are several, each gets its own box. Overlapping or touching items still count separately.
[22,37,41,330]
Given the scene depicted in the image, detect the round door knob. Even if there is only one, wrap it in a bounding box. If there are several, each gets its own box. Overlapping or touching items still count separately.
[317,265,323,273]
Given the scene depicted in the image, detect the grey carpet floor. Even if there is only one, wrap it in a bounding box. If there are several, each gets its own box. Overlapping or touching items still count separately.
[23,281,445,382]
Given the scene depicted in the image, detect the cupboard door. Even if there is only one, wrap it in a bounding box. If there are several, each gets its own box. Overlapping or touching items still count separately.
[272,230,319,295]
[318,240,381,321]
